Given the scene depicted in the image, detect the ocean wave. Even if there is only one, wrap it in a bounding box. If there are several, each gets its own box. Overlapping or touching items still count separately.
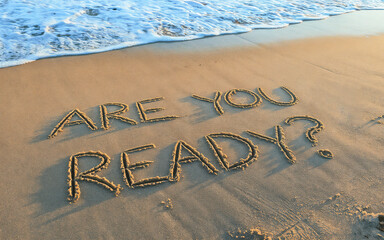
[1,0,384,68]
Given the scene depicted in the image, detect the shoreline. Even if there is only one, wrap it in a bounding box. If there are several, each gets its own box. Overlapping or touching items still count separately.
[1,9,384,69]
[141,9,384,53]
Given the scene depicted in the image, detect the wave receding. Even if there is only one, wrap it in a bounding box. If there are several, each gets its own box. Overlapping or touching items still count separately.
[1,0,384,68]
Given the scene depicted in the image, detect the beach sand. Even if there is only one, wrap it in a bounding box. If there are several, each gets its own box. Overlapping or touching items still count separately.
[1,12,384,240]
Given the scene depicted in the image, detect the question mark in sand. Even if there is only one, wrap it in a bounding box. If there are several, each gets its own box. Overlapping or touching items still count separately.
[284,115,333,159]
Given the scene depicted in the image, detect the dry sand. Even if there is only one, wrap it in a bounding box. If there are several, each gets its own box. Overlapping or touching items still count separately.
[1,15,384,240]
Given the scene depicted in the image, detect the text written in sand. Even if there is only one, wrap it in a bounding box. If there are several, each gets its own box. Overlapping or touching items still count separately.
[46,87,333,203]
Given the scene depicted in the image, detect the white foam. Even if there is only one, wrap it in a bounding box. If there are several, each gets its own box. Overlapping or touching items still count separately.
[1,0,384,68]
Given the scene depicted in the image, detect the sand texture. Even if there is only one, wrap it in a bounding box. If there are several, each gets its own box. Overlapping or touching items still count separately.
[1,34,384,239]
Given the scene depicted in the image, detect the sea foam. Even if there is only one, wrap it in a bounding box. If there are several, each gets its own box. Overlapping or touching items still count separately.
[1,0,384,68]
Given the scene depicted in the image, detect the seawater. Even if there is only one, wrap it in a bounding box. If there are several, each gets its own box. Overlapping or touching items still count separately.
[1,0,384,68]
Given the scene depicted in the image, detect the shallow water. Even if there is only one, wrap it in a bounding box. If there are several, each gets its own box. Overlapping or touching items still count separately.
[1,0,384,68]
